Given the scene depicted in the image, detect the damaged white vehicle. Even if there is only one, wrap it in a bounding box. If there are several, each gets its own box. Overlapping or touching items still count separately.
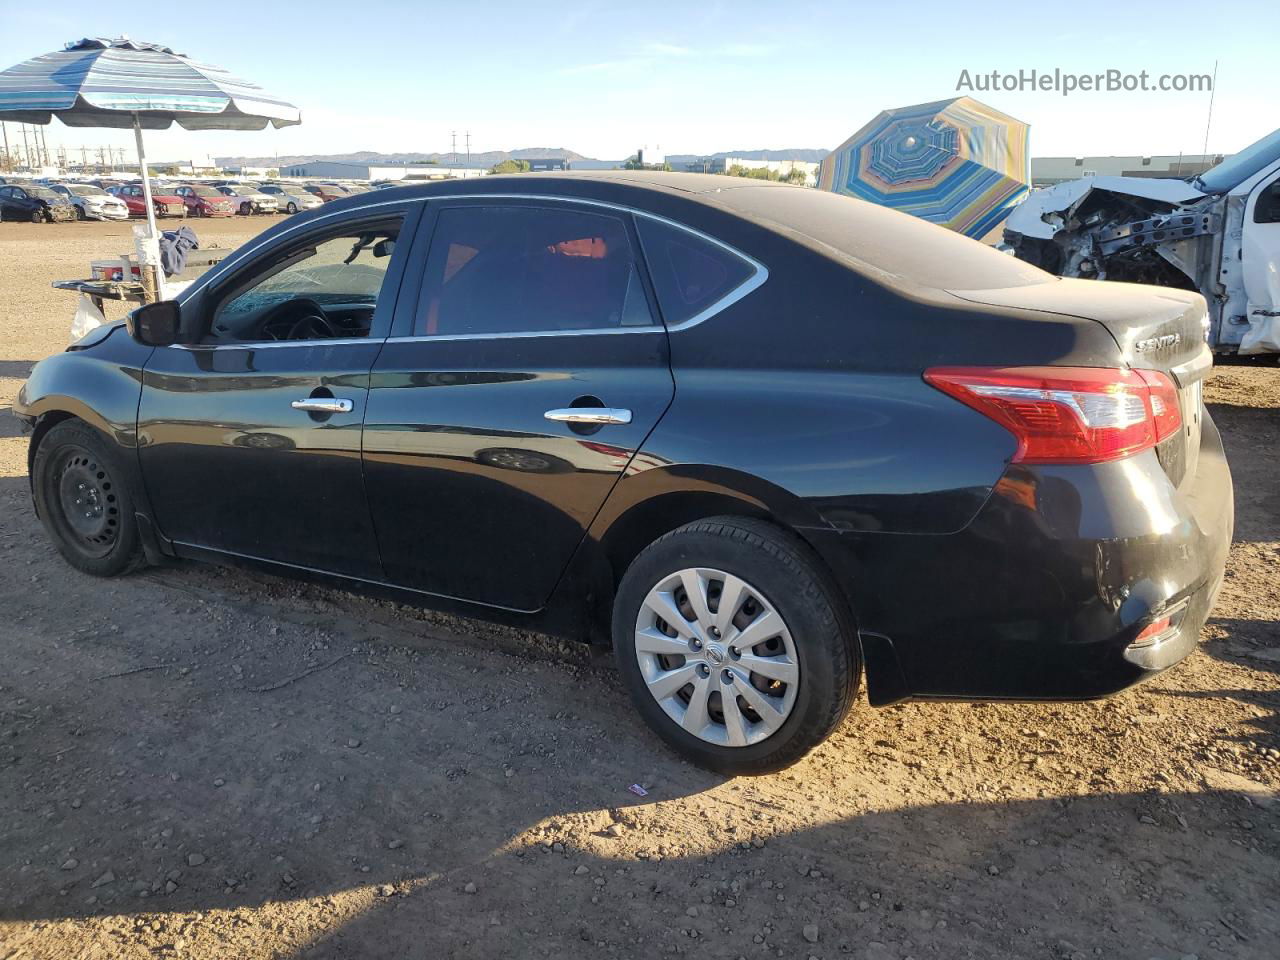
[1004,128,1280,355]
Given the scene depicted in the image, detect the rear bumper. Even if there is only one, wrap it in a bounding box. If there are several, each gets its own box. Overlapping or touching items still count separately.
[808,412,1234,704]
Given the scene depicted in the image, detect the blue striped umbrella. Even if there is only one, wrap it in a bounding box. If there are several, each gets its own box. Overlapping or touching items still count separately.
[0,36,299,233]
[817,97,1029,240]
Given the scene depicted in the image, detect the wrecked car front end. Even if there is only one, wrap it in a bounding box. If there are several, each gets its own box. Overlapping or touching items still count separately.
[1004,128,1280,355]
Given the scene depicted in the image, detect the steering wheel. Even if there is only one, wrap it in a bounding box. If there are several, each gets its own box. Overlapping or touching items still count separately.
[259,298,340,341]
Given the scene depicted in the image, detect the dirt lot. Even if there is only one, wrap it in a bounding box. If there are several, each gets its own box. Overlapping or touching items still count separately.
[1,217,1277,960]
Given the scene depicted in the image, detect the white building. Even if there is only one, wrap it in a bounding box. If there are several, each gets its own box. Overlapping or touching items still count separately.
[673,156,820,186]
[1030,154,1227,186]
[278,160,486,181]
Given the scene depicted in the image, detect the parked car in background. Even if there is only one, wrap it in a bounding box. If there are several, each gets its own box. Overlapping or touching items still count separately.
[172,184,235,218]
[303,182,349,203]
[47,182,129,220]
[107,183,186,219]
[215,185,280,215]
[13,173,1233,774]
[256,183,323,214]
[0,183,76,222]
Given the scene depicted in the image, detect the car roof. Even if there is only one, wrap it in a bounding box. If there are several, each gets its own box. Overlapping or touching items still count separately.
[329,172,1049,291]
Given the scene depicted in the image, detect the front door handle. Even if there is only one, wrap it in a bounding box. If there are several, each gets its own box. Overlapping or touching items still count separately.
[544,407,632,425]
[291,398,354,414]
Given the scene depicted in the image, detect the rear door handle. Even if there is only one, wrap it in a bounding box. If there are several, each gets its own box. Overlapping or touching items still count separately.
[544,407,632,425]
[291,398,354,414]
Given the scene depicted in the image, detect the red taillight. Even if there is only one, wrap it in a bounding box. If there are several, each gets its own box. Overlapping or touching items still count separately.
[924,366,1182,465]
[1131,616,1174,647]
[1134,369,1181,443]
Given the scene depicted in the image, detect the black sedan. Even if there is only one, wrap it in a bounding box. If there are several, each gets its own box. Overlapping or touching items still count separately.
[0,183,75,222]
[14,173,1233,774]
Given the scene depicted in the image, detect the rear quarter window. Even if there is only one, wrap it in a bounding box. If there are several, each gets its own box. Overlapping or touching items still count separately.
[635,218,757,325]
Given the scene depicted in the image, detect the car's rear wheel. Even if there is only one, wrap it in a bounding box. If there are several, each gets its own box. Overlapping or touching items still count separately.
[612,517,858,774]
[32,420,143,577]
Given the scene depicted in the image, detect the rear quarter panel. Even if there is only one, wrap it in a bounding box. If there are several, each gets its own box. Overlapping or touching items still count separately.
[618,210,1122,537]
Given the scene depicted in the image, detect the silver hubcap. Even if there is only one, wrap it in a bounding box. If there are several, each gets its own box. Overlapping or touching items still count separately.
[634,568,798,747]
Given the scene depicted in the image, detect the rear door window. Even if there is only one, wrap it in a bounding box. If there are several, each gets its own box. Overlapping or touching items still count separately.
[635,217,757,326]
[416,204,654,336]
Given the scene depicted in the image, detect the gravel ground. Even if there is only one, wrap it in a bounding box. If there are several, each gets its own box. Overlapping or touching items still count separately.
[1,218,1277,960]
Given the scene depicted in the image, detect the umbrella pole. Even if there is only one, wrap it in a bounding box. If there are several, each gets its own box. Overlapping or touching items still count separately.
[132,113,158,238]
[131,113,163,302]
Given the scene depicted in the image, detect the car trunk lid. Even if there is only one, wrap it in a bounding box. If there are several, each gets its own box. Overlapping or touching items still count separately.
[949,278,1209,487]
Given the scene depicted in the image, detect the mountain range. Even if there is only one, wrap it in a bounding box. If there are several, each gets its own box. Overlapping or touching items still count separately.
[213,147,829,168]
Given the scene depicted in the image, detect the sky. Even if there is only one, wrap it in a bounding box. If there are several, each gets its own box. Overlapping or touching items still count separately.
[0,0,1274,165]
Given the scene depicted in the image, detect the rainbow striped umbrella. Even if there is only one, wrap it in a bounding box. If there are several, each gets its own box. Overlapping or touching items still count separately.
[818,97,1029,239]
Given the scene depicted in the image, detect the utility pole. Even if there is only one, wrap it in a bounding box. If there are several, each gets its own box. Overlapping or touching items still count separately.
[1,122,9,173]
[39,125,51,167]
[450,130,457,165]
[20,124,31,170]
[465,130,471,168]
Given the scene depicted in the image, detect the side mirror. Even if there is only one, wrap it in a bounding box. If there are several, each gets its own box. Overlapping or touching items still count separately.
[128,300,188,347]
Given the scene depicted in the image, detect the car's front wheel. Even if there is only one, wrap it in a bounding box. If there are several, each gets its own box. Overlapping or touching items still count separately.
[32,420,144,577]
[613,517,858,774]
[287,202,297,214]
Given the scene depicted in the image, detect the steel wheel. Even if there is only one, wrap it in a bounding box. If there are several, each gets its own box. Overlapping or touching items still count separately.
[634,567,799,747]
[287,202,297,214]
[51,445,121,559]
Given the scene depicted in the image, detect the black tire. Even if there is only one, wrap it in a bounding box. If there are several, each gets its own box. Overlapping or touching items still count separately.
[32,420,144,577]
[30,208,44,224]
[240,202,251,216]
[287,202,297,214]
[612,517,858,775]
[476,446,573,474]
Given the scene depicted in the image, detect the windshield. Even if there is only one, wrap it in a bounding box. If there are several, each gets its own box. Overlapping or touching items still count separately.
[72,184,108,196]
[28,187,61,201]
[188,186,221,197]
[1197,127,1280,193]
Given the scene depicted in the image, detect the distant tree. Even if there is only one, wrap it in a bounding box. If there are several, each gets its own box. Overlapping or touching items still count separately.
[726,164,781,181]
[625,155,672,172]
[489,159,531,175]
[781,167,808,185]
[265,168,279,179]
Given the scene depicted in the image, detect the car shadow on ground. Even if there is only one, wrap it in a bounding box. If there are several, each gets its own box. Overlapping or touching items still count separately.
[1176,616,1280,760]
[0,360,36,380]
